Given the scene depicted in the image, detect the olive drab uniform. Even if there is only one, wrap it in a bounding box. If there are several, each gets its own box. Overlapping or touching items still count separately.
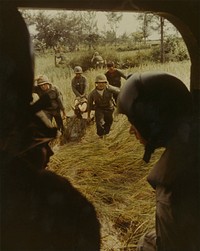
[71,69,88,117]
[91,52,105,69]
[87,84,120,137]
[105,69,127,103]
[105,69,127,88]
[71,75,88,98]
[33,84,65,133]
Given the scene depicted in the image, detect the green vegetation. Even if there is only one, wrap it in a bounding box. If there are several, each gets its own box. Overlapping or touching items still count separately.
[35,52,190,250]
[21,9,189,66]
[35,54,190,112]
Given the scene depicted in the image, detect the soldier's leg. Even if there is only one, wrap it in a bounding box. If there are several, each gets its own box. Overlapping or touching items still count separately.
[103,109,114,135]
[95,109,105,136]
[113,93,118,105]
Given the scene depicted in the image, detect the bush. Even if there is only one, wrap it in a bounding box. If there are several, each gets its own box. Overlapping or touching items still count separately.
[69,52,93,71]
[149,36,189,63]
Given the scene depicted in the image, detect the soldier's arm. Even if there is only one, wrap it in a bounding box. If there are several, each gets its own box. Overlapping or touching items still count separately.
[87,92,94,119]
[83,77,89,97]
[118,70,127,80]
[54,86,65,111]
[107,84,120,95]
[71,79,82,97]
[57,88,66,118]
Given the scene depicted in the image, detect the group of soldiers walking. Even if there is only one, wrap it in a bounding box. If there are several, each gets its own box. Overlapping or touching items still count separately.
[34,61,127,138]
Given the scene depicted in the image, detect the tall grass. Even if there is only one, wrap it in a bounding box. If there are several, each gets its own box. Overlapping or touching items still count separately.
[35,53,190,112]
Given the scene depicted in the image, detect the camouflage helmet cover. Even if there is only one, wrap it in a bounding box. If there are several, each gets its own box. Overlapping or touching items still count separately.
[36,75,50,86]
[74,66,83,74]
[95,74,107,83]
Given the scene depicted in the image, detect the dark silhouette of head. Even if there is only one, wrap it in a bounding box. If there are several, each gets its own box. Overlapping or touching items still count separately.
[0,6,100,251]
[0,5,57,157]
[0,5,33,153]
[0,5,33,109]
[118,71,193,162]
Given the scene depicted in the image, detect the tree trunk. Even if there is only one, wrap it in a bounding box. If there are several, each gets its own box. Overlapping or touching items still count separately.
[160,16,165,63]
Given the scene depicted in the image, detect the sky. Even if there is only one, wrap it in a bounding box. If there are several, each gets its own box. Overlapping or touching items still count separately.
[95,11,140,36]
[26,9,178,40]
[27,10,140,36]
[95,11,178,39]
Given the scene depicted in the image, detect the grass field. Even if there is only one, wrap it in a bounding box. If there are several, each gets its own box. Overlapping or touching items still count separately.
[35,55,190,111]
[35,56,191,250]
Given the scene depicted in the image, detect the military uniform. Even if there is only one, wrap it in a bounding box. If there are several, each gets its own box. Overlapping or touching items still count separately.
[88,79,120,137]
[105,69,127,88]
[105,66,127,103]
[91,52,104,69]
[71,75,88,98]
[34,81,65,133]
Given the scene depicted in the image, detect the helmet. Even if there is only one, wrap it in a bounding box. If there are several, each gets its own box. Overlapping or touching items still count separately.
[36,75,50,86]
[95,74,107,83]
[94,51,99,56]
[74,66,83,74]
[118,71,193,162]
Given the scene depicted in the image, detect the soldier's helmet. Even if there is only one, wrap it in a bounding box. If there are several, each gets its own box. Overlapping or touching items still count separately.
[118,71,193,162]
[95,74,107,83]
[36,75,50,86]
[94,51,99,56]
[74,66,83,74]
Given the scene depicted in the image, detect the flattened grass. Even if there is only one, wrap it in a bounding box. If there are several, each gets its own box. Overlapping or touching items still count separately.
[48,115,164,250]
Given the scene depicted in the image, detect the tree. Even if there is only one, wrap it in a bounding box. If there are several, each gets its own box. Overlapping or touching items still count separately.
[150,14,168,63]
[160,16,165,63]
[138,13,169,63]
[131,31,143,48]
[137,13,153,44]
[102,30,116,46]
[30,11,84,50]
[19,9,35,26]
[80,11,98,34]
[85,34,100,50]
[105,12,123,46]
[79,11,99,49]
[33,11,55,48]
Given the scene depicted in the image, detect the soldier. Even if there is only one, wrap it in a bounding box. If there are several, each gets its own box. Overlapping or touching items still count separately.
[105,61,127,103]
[87,74,120,138]
[71,66,88,118]
[34,75,66,134]
[118,72,200,251]
[53,45,67,67]
[91,51,105,69]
